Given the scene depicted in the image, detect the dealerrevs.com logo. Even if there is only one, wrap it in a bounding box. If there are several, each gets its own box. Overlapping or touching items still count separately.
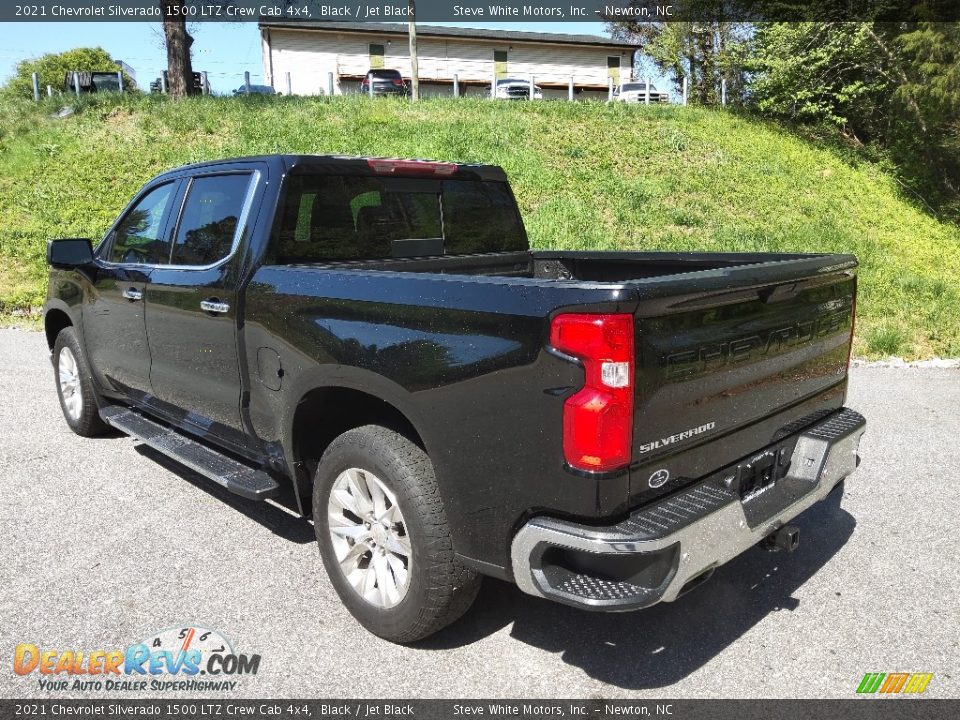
[13,626,260,692]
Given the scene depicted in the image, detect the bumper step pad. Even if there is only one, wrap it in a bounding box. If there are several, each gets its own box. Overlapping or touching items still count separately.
[99,405,279,501]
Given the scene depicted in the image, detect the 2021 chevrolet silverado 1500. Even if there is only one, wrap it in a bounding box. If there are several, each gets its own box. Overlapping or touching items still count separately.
[45,155,865,642]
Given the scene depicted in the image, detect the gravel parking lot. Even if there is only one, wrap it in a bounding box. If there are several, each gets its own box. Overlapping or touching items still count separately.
[1,328,957,699]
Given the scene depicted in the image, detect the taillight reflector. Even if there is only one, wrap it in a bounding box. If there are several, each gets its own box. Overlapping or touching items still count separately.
[367,158,458,176]
[550,313,634,472]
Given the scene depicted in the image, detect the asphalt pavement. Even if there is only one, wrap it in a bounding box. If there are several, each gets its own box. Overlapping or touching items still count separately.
[1,328,957,699]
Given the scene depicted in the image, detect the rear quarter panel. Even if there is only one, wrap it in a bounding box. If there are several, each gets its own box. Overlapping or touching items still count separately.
[243,266,635,573]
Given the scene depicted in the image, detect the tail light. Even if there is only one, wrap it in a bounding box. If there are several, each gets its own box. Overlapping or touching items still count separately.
[550,313,634,472]
[392,78,404,87]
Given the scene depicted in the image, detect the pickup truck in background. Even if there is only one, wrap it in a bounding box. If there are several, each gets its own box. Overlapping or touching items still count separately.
[44,155,865,642]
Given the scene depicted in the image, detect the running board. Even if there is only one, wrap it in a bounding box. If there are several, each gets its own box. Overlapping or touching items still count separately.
[99,405,280,501]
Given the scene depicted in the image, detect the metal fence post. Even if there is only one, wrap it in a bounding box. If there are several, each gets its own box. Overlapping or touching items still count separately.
[368,74,374,98]
[721,78,727,106]
[568,76,574,101]
[453,73,459,98]
[117,71,124,94]
[47,85,53,97]
[608,76,613,102]
[682,76,688,106]
[286,71,292,96]
[327,72,335,96]
[32,72,40,101]
[244,71,251,95]
[160,73,167,94]
[491,70,496,100]
[73,71,80,97]
[529,74,535,101]
[645,76,650,104]
[202,71,209,95]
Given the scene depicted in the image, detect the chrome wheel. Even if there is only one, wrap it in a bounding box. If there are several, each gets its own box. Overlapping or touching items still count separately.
[327,467,412,608]
[58,347,83,421]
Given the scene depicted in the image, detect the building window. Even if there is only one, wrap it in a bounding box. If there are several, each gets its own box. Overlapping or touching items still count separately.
[607,56,621,83]
[494,50,508,79]
[369,44,385,69]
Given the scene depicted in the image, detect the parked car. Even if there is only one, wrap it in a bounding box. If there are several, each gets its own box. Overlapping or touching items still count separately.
[614,81,670,103]
[45,154,865,643]
[232,84,276,96]
[491,77,544,100]
[63,71,124,94]
[360,69,409,97]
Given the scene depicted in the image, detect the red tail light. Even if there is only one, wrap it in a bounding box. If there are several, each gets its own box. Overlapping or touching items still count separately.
[367,158,458,176]
[550,313,634,472]
[392,78,404,86]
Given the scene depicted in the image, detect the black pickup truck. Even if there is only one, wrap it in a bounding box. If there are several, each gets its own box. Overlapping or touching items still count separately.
[44,154,865,642]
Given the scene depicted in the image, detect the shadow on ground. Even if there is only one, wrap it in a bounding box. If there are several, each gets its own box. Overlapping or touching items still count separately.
[134,439,854,690]
[135,445,316,544]
[421,489,856,690]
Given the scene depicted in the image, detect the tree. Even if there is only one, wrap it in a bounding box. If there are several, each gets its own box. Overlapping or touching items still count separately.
[608,21,751,105]
[160,0,196,99]
[2,47,134,98]
[749,21,960,205]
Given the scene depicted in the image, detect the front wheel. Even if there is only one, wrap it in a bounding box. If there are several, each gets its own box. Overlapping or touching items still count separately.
[53,326,109,437]
[313,425,480,643]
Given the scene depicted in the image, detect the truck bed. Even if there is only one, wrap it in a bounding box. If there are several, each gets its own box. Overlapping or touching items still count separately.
[288,249,843,284]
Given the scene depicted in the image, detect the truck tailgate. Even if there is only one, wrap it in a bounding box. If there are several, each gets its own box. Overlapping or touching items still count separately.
[629,257,857,502]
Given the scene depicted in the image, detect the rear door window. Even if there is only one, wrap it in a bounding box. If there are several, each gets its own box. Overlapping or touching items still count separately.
[170,174,252,266]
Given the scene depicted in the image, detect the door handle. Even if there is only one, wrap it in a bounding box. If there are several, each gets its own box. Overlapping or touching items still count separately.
[122,288,142,301]
[200,299,230,315]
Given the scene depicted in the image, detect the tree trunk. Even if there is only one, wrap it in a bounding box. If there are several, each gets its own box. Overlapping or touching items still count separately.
[161,1,195,100]
[408,1,419,101]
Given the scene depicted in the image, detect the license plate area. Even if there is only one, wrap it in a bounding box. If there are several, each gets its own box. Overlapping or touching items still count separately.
[738,448,789,500]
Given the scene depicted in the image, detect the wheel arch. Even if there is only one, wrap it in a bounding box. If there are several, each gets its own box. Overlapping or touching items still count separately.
[285,383,430,514]
[44,306,74,350]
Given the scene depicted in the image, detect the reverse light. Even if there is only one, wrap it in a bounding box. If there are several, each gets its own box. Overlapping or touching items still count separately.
[367,158,458,176]
[550,313,635,472]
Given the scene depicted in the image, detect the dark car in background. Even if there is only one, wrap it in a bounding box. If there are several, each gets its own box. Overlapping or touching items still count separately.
[360,69,409,97]
[232,84,277,96]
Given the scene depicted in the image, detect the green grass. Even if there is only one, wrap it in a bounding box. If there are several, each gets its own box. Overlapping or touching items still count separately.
[2,92,960,359]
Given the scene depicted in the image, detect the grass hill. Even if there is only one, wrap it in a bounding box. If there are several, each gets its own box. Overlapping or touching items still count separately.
[1,93,958,359]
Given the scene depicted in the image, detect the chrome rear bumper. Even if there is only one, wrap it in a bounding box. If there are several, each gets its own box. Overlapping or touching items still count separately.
[510,408,866,610]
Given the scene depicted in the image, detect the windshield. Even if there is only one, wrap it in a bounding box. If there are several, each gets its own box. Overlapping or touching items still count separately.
[622,83,656,92]
[273,174,527,263]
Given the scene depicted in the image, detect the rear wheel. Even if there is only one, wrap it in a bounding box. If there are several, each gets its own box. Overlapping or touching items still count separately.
[313,425,481,643]
[53,327,108,437]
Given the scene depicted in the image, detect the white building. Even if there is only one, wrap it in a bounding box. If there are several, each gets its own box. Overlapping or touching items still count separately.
[259,21,637,99]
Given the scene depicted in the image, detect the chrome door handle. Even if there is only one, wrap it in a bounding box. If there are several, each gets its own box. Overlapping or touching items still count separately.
[200,299,230,314]
[122,288,142,301]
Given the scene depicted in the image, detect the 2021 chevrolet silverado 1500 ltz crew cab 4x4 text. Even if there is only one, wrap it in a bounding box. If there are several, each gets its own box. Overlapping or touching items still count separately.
[45,155,865,642]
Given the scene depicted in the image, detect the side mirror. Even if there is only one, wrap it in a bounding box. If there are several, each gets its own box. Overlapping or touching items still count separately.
[47,238,94,268]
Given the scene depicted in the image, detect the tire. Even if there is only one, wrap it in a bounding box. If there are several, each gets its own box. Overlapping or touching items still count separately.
[53,326,109,437]
[313,425,481,643]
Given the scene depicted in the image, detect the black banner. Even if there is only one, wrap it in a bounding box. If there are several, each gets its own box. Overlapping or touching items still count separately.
[5,0,960,23]
[1,700,958,720]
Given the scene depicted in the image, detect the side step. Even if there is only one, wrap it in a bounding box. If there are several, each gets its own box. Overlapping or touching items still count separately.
[99,405,280,501]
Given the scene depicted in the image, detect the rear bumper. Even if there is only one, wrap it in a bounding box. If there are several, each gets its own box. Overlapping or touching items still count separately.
[510,407,866,610]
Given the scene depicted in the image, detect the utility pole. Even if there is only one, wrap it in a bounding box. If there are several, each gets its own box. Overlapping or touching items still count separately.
[408,1,419,101]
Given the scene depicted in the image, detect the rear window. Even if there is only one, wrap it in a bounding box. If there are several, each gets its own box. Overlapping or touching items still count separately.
[273,174,527,263]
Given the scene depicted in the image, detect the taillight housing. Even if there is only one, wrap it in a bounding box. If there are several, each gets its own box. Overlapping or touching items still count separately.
[550,313,634,472]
